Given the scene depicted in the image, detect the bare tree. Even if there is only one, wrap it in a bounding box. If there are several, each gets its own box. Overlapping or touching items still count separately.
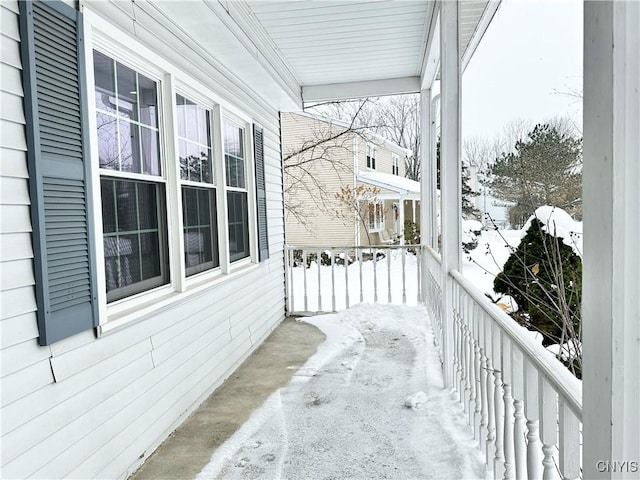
[334,184,382,245]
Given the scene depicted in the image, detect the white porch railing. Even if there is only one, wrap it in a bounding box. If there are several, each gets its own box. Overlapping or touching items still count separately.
[424,245,583,480]
[284,245,421,314]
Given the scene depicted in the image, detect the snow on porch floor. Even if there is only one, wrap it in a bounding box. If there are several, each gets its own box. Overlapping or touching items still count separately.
[196,304,484,480]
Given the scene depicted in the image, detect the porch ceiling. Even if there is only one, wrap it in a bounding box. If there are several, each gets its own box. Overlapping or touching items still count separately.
[94,1,498,110]
[245,0,499,102]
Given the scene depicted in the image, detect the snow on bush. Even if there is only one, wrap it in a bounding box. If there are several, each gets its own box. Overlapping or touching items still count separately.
[521,205,583,257]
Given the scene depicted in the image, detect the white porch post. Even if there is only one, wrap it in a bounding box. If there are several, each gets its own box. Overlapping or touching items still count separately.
[398,194,405,246]
[583,2,640,478]
[440,0,462,389]
[420,88,435,249]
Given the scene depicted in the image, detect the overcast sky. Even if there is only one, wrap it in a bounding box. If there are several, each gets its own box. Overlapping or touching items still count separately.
[462,0,583,141]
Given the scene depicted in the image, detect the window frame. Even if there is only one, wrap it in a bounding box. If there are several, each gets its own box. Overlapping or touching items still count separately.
[366,142,377,170]
[367,200,385,232]
[84,16,260,329]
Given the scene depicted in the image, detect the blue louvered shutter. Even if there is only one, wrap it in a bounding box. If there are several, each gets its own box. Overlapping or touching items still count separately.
[253,125,269,261]
[19,0,99,345]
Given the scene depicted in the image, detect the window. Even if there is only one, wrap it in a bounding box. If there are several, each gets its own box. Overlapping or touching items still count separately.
[366,143,376,169]
[392,154,399,175]
[368,201,385,231]
[94,51,169,302]
[176,94,219,276]
[224,120,250,262]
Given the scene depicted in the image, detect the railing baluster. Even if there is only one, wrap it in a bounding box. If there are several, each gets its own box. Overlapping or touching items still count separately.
[485,317,496,473]
[387,246,392,303]
[502,337,514,480]
[525,359,542,480]
[493,327,505,478]
[416,247,421,303]
[511,346,527,480]
[464,296,472,416]
[358,248,363,303]
[559,399,581,480]
[303,248,308,312]
[373,247,378,303]
[344,248,349,308]
[540,377,560,480]
[330,249,336,312]
[316,249,322,311]
[401,247,406,304]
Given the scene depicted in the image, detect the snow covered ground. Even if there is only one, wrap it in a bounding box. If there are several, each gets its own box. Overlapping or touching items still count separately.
[196,304,485,480]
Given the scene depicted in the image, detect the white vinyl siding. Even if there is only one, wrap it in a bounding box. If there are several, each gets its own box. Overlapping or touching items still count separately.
[0,3,286,479]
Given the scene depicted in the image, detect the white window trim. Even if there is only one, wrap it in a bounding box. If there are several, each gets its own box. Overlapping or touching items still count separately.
[367,200,385,232]
[83,11,260,328]
[366,142,377,170]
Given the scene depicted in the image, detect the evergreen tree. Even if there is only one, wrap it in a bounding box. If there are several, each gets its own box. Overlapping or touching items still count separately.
[485,124,582,227]
[436,140,480,219]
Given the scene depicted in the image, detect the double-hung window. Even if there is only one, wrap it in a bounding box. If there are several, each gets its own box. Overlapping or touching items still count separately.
[224,120,250,262]
[392,154,399,175]
[93,51,169,303]
[176,95,219,276]
[368,201,384,231]
[366,143,376,169]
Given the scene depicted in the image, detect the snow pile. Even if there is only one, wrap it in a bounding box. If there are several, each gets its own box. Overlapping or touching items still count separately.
[404,391,427,410]
[196,304,484,480]
[521,205,583,257]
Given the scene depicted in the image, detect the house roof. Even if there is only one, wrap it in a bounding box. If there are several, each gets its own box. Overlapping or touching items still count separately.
[291,111,413,157]
[357,170,421,196]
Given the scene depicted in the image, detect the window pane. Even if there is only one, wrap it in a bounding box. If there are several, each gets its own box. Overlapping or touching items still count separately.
[185,99,198,143]
[140,126,160,176]
[116,62,139,121]
[96,113,118,170]
[197,106,209,146]
[201,148,212,184]
[227,191,249,262]
[188,142,201,182]
[176,94,186,138]
[179,140,188,181]
[101,178,168,301]
[101,178,116,233]
[182,187,219,275]
[93,51,116,113]
[138,73,157,128]
[119,120,141,173]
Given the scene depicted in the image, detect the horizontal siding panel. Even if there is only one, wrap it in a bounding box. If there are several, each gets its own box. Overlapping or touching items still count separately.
[150,314,230,367]
[33,331,247,478]
[0,62,23,96]
[0,91,25,124]
[1,353,155,478]
[0,233,33,262]
[66,333,254,480]
[0,148,28,177]
[2,344,153,464]
[0,119,27,151]
[0,312,39,349]
[0,176,30,205]
[1,338,50,378]
[1,339,152,436]
[0,32,21,68]
[0,258,35,291]
[1,6,20,41]
[1,359,53,407]
[0,286,36,319]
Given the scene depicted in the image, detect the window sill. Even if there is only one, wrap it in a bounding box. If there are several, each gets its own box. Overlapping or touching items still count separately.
[97,261,259,337]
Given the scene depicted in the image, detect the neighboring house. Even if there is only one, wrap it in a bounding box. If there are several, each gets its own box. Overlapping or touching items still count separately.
[282,112,419,246]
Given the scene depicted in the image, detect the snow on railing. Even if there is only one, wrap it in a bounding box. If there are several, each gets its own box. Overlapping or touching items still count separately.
[284,245,421,314]
[447,269,582,480]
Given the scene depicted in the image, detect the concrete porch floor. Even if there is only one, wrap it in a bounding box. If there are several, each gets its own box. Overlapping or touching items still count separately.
[130,317,326,480]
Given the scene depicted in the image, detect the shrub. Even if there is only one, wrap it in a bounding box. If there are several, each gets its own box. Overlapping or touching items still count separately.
[493,218,582,360]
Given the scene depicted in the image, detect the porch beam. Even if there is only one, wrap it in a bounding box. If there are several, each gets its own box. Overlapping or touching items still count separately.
[440,0,462,388]
[582,2,640,477]
[302,76,420,103]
